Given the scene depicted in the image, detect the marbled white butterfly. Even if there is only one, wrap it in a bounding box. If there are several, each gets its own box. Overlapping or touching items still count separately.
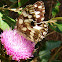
[16,1,48,44]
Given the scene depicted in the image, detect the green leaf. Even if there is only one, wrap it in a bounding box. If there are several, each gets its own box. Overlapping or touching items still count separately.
[39,50,51,62]
[41,59,48,62]
[18,0,29,7]
[0,12,16,30]
[39,50,51,59]
[2,14,16,29]
[0,12,10,30]
[9,0,17,3]
[0,17,10,30]
[0,12,3,17]
[46,41,62,50]
[52,11,56,17]
[52,17,62,20]
[39,40,62,62]
[6,16,15,22]
[52,1,61,17]
[56,23,62,32]
[49,22,62,33]
[56,1,61,6]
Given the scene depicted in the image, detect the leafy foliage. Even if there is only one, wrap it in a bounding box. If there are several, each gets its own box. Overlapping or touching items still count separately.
[0,0,62,62]
[9,0,17,3]
[0,12,10,30]
[45,41,62,50]
[52,1,61,17]
[0,12,16,30]
[49,20,62,33]
[18,0,29,7]
[39,41,62,62]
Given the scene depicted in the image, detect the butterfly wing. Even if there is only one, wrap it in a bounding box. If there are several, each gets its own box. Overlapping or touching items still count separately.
[16,1,48,44]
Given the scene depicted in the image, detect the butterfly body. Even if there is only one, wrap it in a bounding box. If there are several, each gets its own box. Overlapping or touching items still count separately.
[16,1,48,44]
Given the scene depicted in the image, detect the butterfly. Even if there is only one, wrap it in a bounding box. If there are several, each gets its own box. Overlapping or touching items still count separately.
[16,1,48,44]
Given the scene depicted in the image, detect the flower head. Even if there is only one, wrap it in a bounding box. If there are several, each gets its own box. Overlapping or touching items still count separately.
[0,29,35,61]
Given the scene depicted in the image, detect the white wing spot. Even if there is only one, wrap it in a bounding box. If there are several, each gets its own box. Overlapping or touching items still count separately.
[29,19,33,22]
[27,27,32,30]
[35,11,40,15]
[28,15,32,18]
[42,10,45,13]
[34,4,37,7]
[41,36,44,39]
[30,32,34,36]
[41,18,44,21]
[19,19,23,24]
[22,27,27,31]
[30,35,34,41]
[31,30,35,33]
[36,15,40,18]
[16,18,18,21]
[24,19,29,22]
[38,6,42,8]
[45,28,48,31]
[44,25,47,27]
[33,25,41,30]
[43,32,47,35]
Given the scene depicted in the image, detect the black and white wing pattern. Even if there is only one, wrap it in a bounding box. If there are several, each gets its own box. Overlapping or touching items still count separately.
[16,1,48,44]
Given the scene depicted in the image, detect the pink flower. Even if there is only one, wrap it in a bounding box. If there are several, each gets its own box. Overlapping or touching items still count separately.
[0,29,35,61]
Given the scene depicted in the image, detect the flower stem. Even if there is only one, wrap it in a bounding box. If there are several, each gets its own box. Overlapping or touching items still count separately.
[51,17,62,20]
[49,46,62,62]
[0,7,22,12]
[18,0,21,7]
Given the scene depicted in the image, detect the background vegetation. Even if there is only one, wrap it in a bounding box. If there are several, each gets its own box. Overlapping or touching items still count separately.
[0,0,62,62]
